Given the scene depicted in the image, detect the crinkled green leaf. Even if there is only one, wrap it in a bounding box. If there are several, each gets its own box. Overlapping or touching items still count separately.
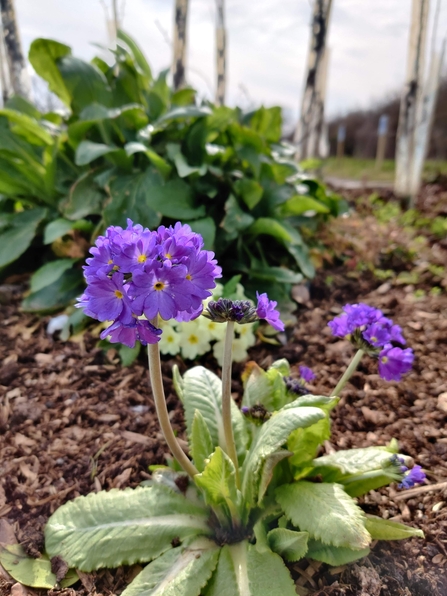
[257,450,292,502]
[30,259,77,293]
[365,515,424,540]
[121,542,219,596]
[267,528,309,562]
[45,485,211,571]
[182,366,248,464]
[204,541,296,596]
[190,410,214,473]
[0,544,78,589]
[276,482,371,550]
[306,539,370,566]
[310,446,399,482]
[241,403,325,505]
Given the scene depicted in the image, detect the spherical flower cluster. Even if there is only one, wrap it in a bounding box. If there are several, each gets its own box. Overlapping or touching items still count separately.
[328,303,414,382]
[76,220,221,348]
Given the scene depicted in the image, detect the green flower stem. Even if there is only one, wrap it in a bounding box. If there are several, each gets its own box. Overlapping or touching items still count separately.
[222,321,241,489]
[147,342,199,480]
[330,349,365,397]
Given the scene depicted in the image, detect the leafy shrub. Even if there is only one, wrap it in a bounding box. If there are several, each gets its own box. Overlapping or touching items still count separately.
[0,31,345,313]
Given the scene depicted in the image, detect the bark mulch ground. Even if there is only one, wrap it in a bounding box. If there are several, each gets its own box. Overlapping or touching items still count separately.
[1,183,447,596]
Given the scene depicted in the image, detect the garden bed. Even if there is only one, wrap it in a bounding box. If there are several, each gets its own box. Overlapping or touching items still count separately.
[1,184,447,596]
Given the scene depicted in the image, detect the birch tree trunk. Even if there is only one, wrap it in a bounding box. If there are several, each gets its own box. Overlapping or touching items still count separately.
[215,0,226,106]
[172,0,189,90]
[409,41,445,202]
[394,0,430,199]
[0,21,10,103]
[294,0,333,160]
[0,0,30,99]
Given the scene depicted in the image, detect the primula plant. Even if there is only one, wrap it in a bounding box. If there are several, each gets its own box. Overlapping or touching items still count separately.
[38,222,425,595]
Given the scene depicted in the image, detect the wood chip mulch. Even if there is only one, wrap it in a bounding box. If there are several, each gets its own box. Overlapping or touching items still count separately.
[1,185,447,596]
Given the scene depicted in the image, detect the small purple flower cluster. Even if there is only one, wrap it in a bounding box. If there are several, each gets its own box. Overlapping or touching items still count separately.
[328,303,414,382]
[76,220,221,348]
[391,456,426,489]
[256,293,285,332]
[284,366,316,396]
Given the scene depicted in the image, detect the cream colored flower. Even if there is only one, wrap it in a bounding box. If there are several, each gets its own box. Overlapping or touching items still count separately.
[179,321,211,360]
[159,323,181,356]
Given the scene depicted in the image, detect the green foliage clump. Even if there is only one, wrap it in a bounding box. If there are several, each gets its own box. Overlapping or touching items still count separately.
[0,31,343,312]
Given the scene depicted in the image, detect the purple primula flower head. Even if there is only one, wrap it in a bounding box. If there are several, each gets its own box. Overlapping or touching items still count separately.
[256,292,285,332]
[299,366,316,383]
[399,465,426,489]
[100,318,162,348]
[327,313,351,338]
[378,344,414,381]
[77,220,223,346]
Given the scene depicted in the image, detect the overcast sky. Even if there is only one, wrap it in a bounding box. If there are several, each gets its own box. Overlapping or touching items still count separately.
[15,0,447,123]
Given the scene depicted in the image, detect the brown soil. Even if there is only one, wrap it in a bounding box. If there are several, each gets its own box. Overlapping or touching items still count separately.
[1,183,447,596]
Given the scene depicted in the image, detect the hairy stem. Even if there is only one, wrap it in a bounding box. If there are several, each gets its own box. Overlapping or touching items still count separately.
[147,342,198,479]
[330,348,365,397]
[221,321,241,488]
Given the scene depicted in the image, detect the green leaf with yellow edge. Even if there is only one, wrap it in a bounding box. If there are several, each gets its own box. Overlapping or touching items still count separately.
[0,544,78,589]
[365,515,424,540]
[276,482,371,550]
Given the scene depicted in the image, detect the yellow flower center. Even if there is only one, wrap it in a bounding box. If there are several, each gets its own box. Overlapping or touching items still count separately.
[371,336,378,343]
[114,290,123,299]
[188,335,199,344]
[154,281,165,291]
[186,274,192,281]
[381,356,388,364]
[107,259,113,265]
[137,254,147,263]
[165,253,172,259]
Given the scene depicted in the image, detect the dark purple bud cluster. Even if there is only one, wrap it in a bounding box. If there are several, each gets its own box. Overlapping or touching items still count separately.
[328,303,414,382]
[76,220,222,348]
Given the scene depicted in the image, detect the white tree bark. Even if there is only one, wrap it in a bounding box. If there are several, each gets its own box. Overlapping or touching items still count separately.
[409,41,445,202]
[294,0,333,160]
[172,0,189,90]
[394,0,430,198]
[0,0,30,99]
[215,0,226,106]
